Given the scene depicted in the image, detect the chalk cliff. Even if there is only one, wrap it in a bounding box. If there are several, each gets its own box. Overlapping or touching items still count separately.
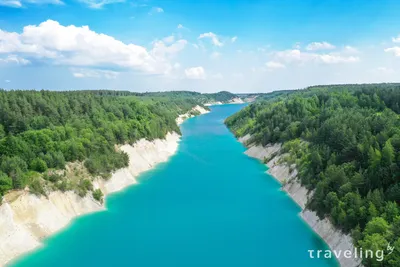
[238,134,362,267]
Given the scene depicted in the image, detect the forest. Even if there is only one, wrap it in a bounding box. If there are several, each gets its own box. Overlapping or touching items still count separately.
[0,90,237,202]
[225,83,400,266]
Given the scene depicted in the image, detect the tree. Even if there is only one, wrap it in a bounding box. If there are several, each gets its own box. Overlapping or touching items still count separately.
[358,233,389,267]
[382,140,395,166]
[383,202,399,223]
[0,172,12,198]
[0,124,5,139]
[364,217,391,237]
[368,147,381,169]
[30,158,48,173]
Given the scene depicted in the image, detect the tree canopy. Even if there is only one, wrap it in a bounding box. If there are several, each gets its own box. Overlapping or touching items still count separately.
[0,89,227,200]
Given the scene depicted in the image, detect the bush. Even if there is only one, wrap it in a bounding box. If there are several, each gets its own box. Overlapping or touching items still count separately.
[76,179,93,197]
[92,189,104,203]
[30,180,46,196]
[56,180,69,192]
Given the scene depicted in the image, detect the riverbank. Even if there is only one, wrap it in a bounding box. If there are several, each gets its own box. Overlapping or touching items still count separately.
[204,97,245,106]
[0,106,209,267]
[238,134,362,267]
[176,105,209,125]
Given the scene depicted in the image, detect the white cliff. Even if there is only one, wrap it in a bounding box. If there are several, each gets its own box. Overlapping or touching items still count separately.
[239,134,362,267]
[176,105,209,125]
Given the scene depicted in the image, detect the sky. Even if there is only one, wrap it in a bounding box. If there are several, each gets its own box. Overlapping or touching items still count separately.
[1,0,400,93]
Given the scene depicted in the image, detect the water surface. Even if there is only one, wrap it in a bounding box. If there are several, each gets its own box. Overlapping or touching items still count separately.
[11,104,337,267]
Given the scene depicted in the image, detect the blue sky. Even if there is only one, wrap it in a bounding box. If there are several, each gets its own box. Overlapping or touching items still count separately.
[1,0,400,92]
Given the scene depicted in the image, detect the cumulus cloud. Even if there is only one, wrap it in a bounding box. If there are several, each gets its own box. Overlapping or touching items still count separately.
[5,80,11,83]
[265,61,285,69]
[385,47,400,56]
[72,68,119,79]
[185,66,206,79]
[0,20,186,75]
[198,32,223,47]
[231,36,237,43]
[0,0,63,7]
[306,41,336,51]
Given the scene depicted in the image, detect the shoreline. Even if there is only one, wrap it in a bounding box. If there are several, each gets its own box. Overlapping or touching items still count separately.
[237,134,362,267]
[0,106,209,267]
[204,97,245,106]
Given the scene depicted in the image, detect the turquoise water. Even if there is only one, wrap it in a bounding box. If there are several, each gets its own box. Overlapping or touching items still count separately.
[11,104,337,267]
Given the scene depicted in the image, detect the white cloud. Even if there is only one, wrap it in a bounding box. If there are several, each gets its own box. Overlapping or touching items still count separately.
[151,39,187,58]
[0,54,30,65]
[72,68,119,79]
[306,41,336,51]
[385,46,400,56]
[265,61,285,69]
[231,36,237,43]
[274,49,359,64]
[0,20,186,75]
[0,0,62,7]
[198,32,223,47]
[5,80,11,83]
[0,0,21,7]
[185,66,206,79]
[392,35,400,43]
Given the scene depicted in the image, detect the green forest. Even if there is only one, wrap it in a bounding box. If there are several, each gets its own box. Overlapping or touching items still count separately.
[225,84,400,266]
[0,90,237,202]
